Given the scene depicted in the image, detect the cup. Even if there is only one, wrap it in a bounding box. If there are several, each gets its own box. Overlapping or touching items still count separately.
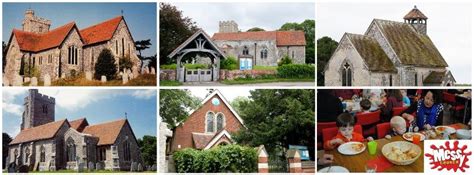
[413,134,421,145]
[367,141,377,155]
[366,163,377,173]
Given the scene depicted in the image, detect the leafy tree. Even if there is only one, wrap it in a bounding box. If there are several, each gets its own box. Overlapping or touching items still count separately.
[94,48,117,80]
[279,20,315,64]
[317,36,338,86]
[160,3,198,65]
[277,55,292,66]
[247,27,265,32]
[134,39,152,59]
[119,55,133,72]
[137,135,157,166]
[233,89,315,159]
[230,96,251,114]
[3,133,12,169]
[159,89,201,129]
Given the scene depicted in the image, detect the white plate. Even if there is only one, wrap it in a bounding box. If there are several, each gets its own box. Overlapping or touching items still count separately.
[402,132,425,142]
[435,126,456,134]
[337,141,366,155]
[318,166,350,173]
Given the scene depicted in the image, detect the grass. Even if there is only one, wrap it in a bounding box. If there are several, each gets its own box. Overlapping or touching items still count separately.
[222,77,314,85]
[160,64,209,70]
[160,80,182,86]
[32,74,157,86]
[253,66,278,71]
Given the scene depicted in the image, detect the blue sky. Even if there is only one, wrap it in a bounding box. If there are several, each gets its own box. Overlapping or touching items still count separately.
[3,89,157,140]
[2,2,157,57]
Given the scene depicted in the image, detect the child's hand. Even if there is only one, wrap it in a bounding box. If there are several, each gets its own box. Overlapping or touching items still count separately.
[367,136,374,141]
[424,124,432,130]
[385,135,392,139]
[330,138,344,146]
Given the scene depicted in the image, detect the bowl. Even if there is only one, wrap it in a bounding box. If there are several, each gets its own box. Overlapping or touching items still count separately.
[382,141,421,165]
[456,129,472,139]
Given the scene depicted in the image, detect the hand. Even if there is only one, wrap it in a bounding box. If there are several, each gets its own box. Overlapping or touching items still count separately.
[367,136,374,141]
[402,113,415,122]
[318,154,334,165]
[330,138,344,146]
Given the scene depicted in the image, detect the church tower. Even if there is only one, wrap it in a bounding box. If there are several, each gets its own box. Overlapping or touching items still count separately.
[22,9,51,33]
[404,5,428,35]
[21,89,55,130]
[219,20,239,33]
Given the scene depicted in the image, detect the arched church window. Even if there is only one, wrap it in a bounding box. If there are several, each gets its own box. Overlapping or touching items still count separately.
[24,147,30,163]
[342,62,352,86]
[260,48,268,59]
[243,46,249,55]
[216,113,225,131]
[206,112,215,133]
[66,137,76,162]
[68,46,78,65]
[40,145,46,162]
[123,140,131,161]
[14,149,18,162]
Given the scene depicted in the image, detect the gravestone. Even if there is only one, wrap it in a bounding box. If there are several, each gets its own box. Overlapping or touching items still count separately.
[152,164,157,171]
[24,77,31,83]
[137,163,143,172]
[130,162,137,172]
[85,71,93,81]
[78,162,85,172]
[144,67,150,74]
[30,77,38,86]
[95,162,103,170]
[18,165,29,173]
[61,73,66,79]
[7,163,16,173]
[122,71,129,84]
[88,161,94,171]
[44,74,51,86]
[132,66,139,78]
[101,76,107,83]
[13,75,23,86]
[151,67,156,75]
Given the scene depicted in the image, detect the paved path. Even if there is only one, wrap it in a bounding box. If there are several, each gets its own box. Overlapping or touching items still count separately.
[181,81,315,87]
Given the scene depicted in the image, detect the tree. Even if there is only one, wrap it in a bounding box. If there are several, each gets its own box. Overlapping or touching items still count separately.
[232,89,315,159]
[137,135,157,166]
[94,48,117,80]
[134,39,152,59]
[159,89,201,129]
[230,96,251,114]
[2,41,7,73]
[3,133,12,169]
[279,20,315,64]
[159,3,198,65]
[247,27,265,32]
[317,36,338,86]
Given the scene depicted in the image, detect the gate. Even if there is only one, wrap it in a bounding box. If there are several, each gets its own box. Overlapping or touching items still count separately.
[185,68,213,82]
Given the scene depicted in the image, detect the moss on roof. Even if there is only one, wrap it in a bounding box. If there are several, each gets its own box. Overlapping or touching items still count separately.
[374,19,448,68]
[346,33,397,73]
[423,70,446,84]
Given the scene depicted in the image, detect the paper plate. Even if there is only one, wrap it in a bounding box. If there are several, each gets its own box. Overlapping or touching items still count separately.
[337,141,366,155]
[318,166,350,173]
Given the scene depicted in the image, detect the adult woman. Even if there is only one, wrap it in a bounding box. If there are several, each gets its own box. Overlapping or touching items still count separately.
[401,90,443,130]
[380,89,404,122]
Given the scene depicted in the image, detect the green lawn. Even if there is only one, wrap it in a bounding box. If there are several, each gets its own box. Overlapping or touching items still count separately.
[222,78,314,85]
[160,80,182,86]
[252,66,278,71]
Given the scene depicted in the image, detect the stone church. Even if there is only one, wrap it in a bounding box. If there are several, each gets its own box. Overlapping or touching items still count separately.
[6,90,142,171]
[168,90,245,153]
[324,6,455,86]
[3,9,140,84]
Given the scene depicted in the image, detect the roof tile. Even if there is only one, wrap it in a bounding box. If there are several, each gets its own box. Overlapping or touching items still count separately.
[82,119,127,146]
[212,31,306,46]
[9,119,68,145]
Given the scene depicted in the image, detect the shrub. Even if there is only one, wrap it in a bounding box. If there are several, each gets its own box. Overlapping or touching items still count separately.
[70,69,77,78]
[160,64,177,70]
[173,145,257,173]
[119,55,133,72]
[220,56,239,70]
[277,64,315,79]
[94,49,117,80]
[277,55,292,66]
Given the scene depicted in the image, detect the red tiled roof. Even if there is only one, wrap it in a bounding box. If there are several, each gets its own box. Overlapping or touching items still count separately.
[12,22,76,52]
[192,133,214,149]
[9,119,68,145]
[82,119,127,146]
[79,16,123,45]
[212,31,306,46]
[69,118,89,132]
[404,6,428,19]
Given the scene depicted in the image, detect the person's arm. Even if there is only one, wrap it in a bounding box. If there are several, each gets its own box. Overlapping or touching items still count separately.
[401,101,417,115]
[434,104,444,126]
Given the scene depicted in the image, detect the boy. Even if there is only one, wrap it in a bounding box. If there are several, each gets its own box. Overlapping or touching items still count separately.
[385,116,407,139]
[324,113,373,150]
[358,99,372,114]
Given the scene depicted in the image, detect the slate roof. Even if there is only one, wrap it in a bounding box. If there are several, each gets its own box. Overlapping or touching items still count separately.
[212,31,306,46]
[373,19,448,68]
[9,119,68,145]
[346,33,397,73]
[82,119,128,146]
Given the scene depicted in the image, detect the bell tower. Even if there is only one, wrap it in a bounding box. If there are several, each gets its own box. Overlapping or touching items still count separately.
[22,8,51,33]
[21,89,55,130]
[404,5,428,35]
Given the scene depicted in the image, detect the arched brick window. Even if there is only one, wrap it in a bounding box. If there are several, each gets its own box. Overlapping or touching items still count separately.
[216,113,225,131]
[206,112,215,133]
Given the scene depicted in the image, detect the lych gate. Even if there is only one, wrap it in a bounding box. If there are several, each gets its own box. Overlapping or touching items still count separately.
[168,30,225,82]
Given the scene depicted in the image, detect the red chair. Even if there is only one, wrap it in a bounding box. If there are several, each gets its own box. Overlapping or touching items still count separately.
[376,122,391,139]
[392,106,408,116]
[443,92,465,120]
[355,110,381,137]
[317,122,337,150]
[322,125,362,150]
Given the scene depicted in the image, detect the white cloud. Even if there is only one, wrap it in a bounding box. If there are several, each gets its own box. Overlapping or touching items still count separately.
[39,89,119,110]
[2,102,23,117]
[131,90,156,99]
[2,89,27,117]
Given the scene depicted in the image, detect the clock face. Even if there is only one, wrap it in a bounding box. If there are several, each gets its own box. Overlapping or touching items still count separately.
[212,98,220,106]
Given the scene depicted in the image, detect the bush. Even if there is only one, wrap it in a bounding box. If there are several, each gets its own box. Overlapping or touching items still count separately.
[277,64,315,79]
[160,64,209,70]
[160,64,177,70]
[119,55,133,72]
[277,55,292,66]
[94,49,117,80]
[220,56,239,70]
[173,145,257,173]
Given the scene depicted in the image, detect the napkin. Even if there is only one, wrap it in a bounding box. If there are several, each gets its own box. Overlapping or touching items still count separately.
[367,155,393,172]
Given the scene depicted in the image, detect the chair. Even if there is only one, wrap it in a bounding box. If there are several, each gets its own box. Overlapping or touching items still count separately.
[317,122,337,150]
[322,125,362,150]
[443,92,465,121]
[392,106,408,117]
[355,110,381,137]
[376,122,391,139]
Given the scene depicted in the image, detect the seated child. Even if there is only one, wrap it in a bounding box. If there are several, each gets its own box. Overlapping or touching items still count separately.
[324,113,373,150]
[400,90,410,106]
[358,99,372,114]
[385,116,407,139]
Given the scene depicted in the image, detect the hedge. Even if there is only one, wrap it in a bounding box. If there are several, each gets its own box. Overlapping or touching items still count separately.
[220,56,239,70]
[173,145,258,173]
[277,64,315,79]
[160,64,208,70]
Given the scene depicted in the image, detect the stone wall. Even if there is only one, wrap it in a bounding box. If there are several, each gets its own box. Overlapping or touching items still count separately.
[277,46,305,64]
[213,40,281,66]
[22,89,55,130]
[59,28,84,78]
[159,69,176,81]
[219,69,276,80]
[110,122,143,171]
[63,128,99,170]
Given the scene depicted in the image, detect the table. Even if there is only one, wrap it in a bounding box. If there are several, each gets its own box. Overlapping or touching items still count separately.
[424,123,469,140]
[317,136,423,172]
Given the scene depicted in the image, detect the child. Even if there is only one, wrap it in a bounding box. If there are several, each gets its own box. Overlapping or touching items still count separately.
[358,99,372,114]
[400,90,410,106]
[324,113,373,150]
[385,116,407,139]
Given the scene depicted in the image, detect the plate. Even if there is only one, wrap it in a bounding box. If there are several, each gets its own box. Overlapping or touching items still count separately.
[318,166,350,173]
[337,141,366,155]
[435,126,456,134]
[402,132,425,142]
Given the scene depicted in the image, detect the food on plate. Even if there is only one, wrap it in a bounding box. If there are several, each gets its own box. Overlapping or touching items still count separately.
[385,145,418,161]
[351,143,364,152]
[404,133,413,139]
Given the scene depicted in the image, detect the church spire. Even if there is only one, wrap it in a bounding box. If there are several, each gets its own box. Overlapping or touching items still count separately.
[404,5,428,34]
